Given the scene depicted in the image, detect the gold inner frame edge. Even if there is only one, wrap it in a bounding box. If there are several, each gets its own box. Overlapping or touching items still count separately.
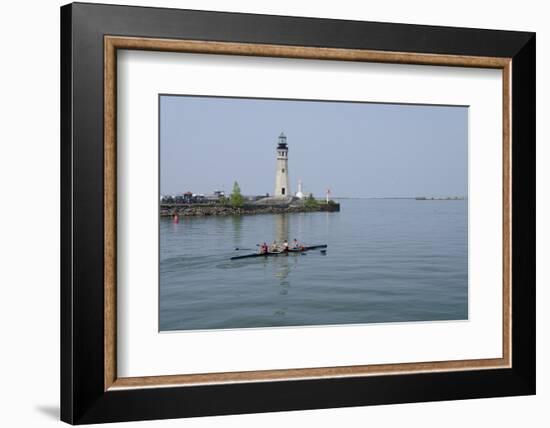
[104,36,512,391]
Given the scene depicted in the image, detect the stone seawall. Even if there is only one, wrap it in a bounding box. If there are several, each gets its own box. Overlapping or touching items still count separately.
[160,203,340,217]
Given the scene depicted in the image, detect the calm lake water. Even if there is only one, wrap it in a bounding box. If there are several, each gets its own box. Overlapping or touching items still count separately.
[159,199,468,331]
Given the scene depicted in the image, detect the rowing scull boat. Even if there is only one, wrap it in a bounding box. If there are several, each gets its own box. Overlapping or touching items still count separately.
[230,245,327,260]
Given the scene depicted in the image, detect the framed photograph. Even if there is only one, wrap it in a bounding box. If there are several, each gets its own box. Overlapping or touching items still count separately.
[61,2,535,424]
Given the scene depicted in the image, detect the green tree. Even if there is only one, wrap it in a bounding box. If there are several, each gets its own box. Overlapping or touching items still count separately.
[304,194,319,208]
[230,181,244,207]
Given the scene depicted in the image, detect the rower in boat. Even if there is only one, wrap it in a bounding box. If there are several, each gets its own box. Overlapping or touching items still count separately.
[282,240,289,252]
[291,238,303,250]
[259,242,269,254]
[269,240,280,253]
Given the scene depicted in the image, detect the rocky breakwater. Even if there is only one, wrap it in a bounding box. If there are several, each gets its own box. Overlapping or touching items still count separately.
[160,197,340,217]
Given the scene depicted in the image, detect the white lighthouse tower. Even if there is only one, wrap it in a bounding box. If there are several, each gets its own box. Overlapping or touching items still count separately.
[274,132,290,197]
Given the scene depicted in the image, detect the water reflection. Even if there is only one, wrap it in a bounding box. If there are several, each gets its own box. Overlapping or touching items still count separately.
[274,213,289,243]
[231,215,243,248]
[258,215,293,286]
[273,257,290,318]
[274,258,291,295]
[273,214,291,292]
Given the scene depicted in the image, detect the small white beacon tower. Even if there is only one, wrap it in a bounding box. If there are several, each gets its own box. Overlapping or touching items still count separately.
[296,179,304,199]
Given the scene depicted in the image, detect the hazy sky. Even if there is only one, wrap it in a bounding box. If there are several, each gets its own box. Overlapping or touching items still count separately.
[160,95,468,198]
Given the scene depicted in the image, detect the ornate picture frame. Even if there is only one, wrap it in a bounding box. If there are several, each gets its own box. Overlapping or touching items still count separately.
[61,2,535,424]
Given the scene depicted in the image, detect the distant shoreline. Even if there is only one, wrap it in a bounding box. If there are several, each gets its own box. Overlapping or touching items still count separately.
[334,196,467,200]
